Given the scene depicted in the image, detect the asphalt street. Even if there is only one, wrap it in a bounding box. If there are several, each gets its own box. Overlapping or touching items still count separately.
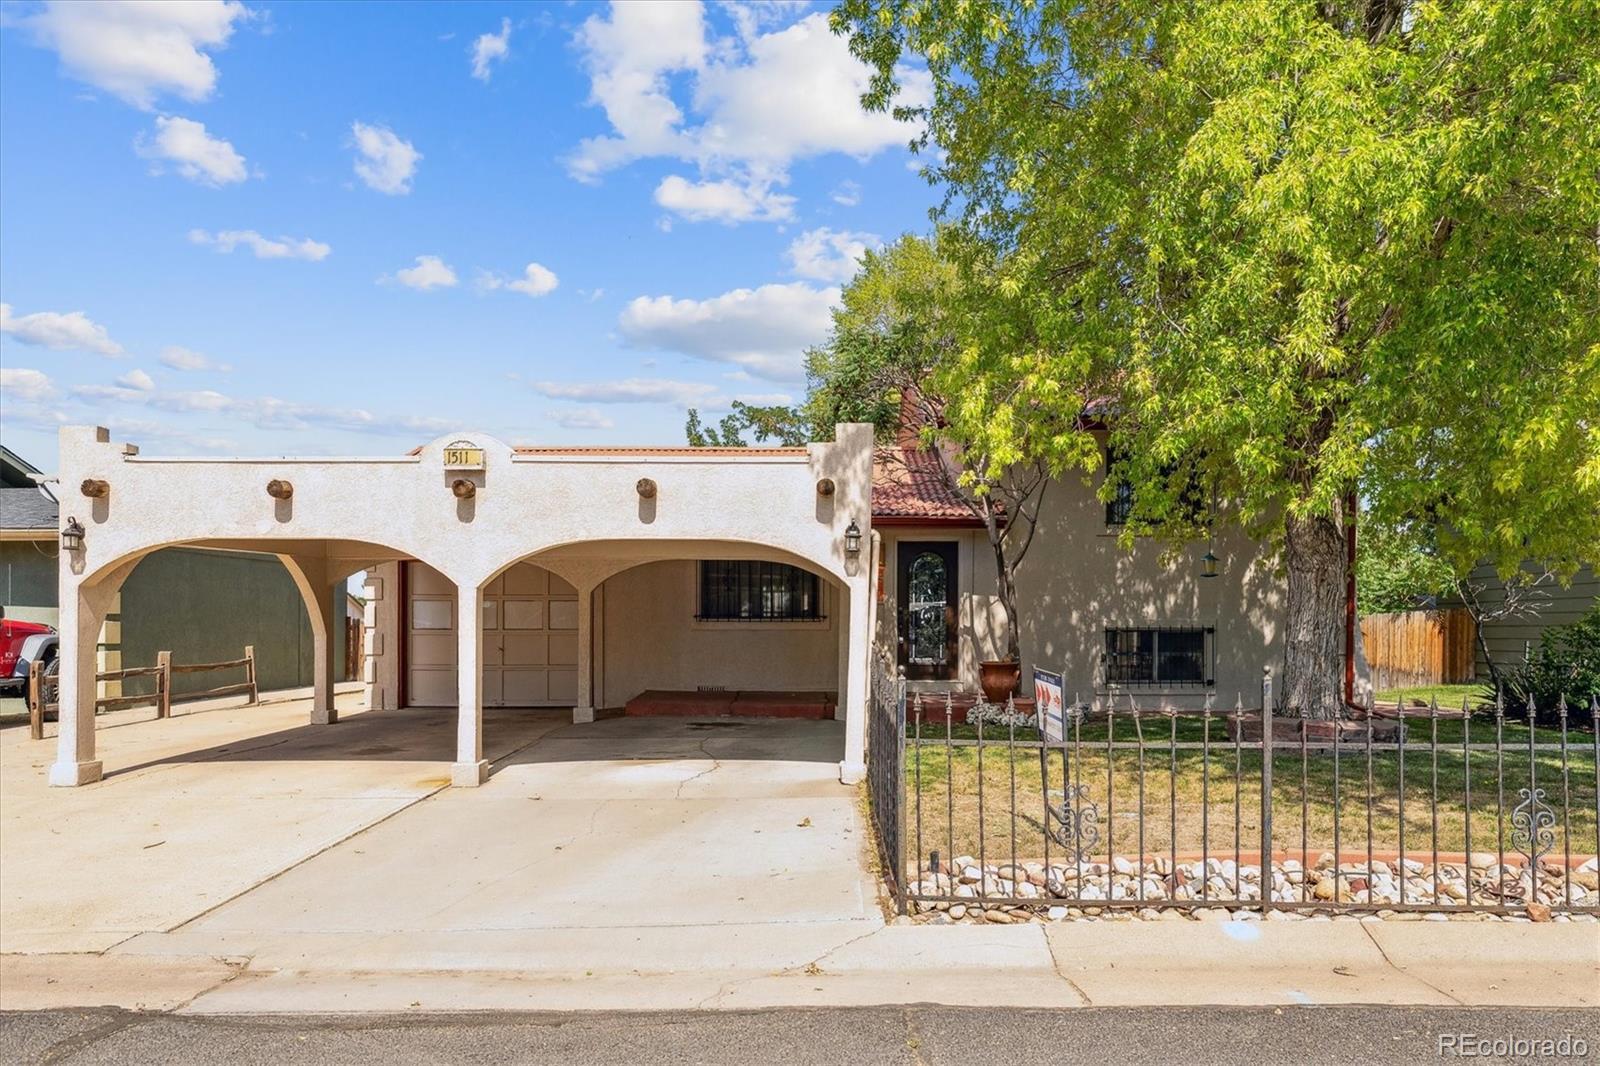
[4,1005,1597,1065]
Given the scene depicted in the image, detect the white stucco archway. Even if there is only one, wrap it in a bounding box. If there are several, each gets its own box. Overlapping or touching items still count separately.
[50,424,875,788]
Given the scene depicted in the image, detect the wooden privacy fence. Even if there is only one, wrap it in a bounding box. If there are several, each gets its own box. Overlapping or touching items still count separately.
[1360,608,1476,692]
[28,645,259,741]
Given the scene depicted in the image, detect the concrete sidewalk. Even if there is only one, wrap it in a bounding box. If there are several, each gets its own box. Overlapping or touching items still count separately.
[3,921,1595,1014]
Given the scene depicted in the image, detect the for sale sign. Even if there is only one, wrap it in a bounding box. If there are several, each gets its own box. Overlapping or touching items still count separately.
[1034,668,1065,743]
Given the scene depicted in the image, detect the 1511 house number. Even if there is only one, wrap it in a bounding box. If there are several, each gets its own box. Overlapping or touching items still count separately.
[443,442,485,469]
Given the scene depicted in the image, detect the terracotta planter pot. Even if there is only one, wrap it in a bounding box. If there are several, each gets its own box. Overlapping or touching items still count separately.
[979,659,1021,704]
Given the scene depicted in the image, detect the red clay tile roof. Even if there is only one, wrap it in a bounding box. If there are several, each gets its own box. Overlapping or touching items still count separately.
[872,447,985,525]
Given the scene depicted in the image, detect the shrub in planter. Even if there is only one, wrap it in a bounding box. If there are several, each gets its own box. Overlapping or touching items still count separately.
[1492,605,1600,725]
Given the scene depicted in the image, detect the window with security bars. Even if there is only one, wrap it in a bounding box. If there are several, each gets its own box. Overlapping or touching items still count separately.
[1104,447,1207,528]
[1103,627,1214,686]
[698,561,823,622]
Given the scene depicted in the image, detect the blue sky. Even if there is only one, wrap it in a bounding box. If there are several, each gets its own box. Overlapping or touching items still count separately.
[0,1,935,468]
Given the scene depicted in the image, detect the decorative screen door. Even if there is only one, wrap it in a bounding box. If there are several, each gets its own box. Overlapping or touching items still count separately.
[896,541,959,681]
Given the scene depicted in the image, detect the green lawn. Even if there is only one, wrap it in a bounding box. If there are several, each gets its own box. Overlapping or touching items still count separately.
[901,713,1598,868]
[1376,683,1490,709]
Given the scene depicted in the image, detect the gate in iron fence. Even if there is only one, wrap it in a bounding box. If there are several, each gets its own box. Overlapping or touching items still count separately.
[885,672,1599,919]
[867,656,906,902]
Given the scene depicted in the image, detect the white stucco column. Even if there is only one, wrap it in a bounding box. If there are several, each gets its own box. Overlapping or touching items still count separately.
[308,580,340,725]
[279,554,340,725]
[453,581,488,786]
[49,581,112,786]
[572,583,595,724]
[839,580,869,785]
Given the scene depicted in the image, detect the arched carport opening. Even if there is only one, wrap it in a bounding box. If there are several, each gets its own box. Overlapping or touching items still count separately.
[49,536,451,786]
[409,538,865,785]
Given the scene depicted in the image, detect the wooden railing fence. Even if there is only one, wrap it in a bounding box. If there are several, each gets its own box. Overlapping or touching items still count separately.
[27,645,259,741]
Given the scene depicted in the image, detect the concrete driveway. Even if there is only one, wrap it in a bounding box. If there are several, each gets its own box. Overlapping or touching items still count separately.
[2,701,881,978]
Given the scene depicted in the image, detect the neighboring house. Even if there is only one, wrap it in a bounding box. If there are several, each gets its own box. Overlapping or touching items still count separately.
[1454,561,1600,680]
[1,446,58,628]
[0,446,348,699]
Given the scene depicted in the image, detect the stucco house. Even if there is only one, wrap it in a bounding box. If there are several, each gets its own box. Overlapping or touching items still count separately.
[43,421,1295,792]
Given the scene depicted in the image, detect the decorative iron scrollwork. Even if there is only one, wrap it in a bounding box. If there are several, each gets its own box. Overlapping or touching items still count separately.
[1046,783,1101,864]
[1510,786,1556,868]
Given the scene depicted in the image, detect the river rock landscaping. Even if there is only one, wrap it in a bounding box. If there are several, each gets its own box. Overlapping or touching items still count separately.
[902,853,1600,923]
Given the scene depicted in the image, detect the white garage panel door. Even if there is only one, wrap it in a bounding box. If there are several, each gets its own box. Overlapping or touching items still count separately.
[405,561,580,707]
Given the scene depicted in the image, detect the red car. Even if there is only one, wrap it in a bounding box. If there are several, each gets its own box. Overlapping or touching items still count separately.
[0,615,55,681]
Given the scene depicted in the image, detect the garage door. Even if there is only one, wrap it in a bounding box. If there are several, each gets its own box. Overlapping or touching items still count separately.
[405,561,580,707]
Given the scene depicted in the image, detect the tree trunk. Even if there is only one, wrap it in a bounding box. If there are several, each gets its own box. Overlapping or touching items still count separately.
[1284,510,1349,719]
[989,534,1022,662]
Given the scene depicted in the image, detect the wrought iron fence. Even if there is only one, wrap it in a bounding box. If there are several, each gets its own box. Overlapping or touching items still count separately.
[873,670,1600,918]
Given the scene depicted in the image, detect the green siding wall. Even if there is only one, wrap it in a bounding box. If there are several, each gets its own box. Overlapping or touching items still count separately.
[1,540,59,624]
[118,548,346,698]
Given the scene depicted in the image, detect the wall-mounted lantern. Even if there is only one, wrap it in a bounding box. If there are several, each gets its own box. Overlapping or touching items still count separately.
[80,479,109,499]
[636,477,657,499]
[451,478,476,499]
[61,517,86,553]
[1200,549,1220,579]
[816,478,836,497]
[844,519,862,557]
[266,479,294,501]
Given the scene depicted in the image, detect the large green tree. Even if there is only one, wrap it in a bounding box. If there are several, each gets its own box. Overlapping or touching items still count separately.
[836,0,1600,716]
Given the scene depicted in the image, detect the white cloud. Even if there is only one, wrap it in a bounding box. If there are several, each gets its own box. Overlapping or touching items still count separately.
[568,6,928,222]
[115,368,155,391]
[0,367,59,403]
[137,115,247,185]
[66,378,455,437]
[95,418,235,452]
[530,378,721,406]
[188,228,330,260]
[617,282,836,381]
[387,255,458,291]
[691,14,929,168]
[548,407,615,430]
[786,227,881,283]
[21,0,250,110]
[470,17,511,81]
[480,262,559,298]
[653,175,794,224]
[830,180,862,207]
[350,122,420,195]
[158,345,230,372]
[0,302,124,357]
[569,1,708,181]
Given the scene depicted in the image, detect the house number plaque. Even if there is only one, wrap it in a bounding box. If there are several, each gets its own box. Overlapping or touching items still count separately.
[443,441,485,470]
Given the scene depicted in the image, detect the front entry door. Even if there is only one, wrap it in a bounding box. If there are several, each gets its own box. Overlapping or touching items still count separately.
[897,541,959,681]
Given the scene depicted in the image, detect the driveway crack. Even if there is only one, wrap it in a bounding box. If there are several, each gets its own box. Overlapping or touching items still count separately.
[674,739,722,798]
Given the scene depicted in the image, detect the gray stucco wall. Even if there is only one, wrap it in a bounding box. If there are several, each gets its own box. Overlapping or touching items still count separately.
[876,466,1286,710]
[0,540,60,626]
[118,548,346,698]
